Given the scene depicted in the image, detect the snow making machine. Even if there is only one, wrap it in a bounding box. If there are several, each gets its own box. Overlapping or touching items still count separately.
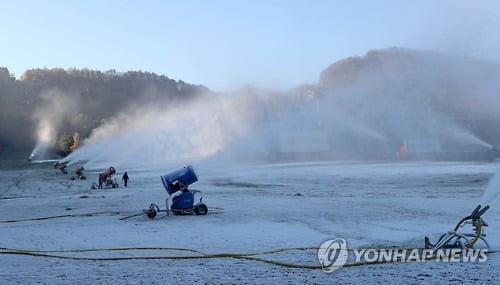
[144,165,208,219]
[425,204,490,251]
[91,166,119,189]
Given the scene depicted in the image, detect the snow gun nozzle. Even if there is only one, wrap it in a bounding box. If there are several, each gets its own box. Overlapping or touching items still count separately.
[469,204,489,221]
[477,205,489,218]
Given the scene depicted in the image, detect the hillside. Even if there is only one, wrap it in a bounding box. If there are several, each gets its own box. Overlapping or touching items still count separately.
[2,47,500,161]
[313,47,500,150]
[0,68,209,152]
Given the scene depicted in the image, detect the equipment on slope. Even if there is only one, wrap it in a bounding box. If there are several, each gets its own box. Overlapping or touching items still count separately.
[425,204,490,251]
[160,165,208,216]
[53,162,68,174]
[121,165,213,220]
[91,167,119,189]
[71,166,87,180]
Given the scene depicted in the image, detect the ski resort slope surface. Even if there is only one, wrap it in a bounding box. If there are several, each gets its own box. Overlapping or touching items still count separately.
[1,160,499,284]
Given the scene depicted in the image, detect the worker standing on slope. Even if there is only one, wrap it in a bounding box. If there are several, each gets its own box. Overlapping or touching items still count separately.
[122,172,129,187]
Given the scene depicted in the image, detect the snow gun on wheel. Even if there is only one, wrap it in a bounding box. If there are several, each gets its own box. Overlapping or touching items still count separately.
[144,165,208,219]
[91,167,119,189]
[119,165,216,220]
[425,204,490,251]
[162,165,207,216]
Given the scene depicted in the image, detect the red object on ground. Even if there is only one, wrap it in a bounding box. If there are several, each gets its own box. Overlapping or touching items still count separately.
[99,167,116,180]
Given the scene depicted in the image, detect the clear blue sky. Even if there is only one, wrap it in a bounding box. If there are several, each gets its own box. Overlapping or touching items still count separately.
[1,0,499,91]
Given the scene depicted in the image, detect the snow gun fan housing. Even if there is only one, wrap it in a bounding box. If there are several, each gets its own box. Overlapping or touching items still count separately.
[161,165,198,195]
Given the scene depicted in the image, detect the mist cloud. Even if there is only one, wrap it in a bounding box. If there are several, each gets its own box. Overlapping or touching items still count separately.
[29,88,82,160]
[54,47,500,169]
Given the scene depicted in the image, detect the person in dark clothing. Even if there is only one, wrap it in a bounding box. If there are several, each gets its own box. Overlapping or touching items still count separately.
[122,172,129,187]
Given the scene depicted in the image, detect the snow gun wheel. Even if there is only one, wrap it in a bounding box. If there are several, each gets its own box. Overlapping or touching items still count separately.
[146,204,160,218]
[146,209,156,218]
[194,203,208,215]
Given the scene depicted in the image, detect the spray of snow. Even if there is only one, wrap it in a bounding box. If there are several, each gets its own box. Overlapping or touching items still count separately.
[29,88,81,160]
[60,93,263,169]
[53,48,500,170]
[337,116,387,142]
[444,123,492,149]
[28,119,57,160]
[480,166,500,205]
[58,85,497,171]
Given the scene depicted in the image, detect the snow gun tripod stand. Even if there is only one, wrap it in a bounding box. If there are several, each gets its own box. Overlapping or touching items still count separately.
[425,204,490,251]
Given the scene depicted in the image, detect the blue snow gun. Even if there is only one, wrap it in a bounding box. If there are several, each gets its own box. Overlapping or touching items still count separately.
[159,165,207,216]
[120,165,208,220]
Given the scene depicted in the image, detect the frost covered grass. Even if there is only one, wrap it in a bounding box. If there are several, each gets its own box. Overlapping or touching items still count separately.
[0,160,499,283]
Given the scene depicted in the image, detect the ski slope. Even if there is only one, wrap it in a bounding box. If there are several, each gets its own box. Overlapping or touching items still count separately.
[1,160,499,283]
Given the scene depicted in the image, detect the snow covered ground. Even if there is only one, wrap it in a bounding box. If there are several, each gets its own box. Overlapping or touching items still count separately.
[1,159,499,284]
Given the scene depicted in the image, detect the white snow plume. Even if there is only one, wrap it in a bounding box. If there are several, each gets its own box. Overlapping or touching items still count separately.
[481,166,500,205]
[445,124,492,149]
[28,119,57,160]
[60,93,265,169]
[29,89,80,160]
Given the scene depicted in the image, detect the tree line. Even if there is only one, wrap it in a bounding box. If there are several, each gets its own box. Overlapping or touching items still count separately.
[0,67,209,154]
